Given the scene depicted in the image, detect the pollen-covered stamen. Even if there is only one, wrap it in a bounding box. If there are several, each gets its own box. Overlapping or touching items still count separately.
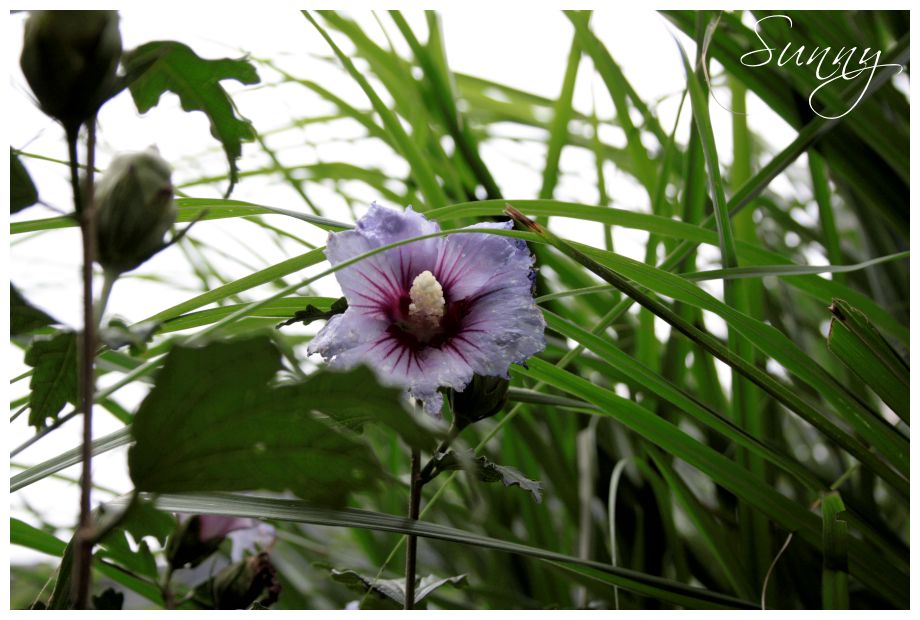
[407,270,445,339]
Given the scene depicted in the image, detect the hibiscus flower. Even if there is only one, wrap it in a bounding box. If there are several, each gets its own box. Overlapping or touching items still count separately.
[309,203,545,416]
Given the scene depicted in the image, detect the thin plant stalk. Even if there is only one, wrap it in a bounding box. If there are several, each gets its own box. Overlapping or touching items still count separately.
[404,447,421,610]
[68,116,98,610]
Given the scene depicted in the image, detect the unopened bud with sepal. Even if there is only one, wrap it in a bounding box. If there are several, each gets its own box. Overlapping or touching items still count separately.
[95,148,176,275]
[208,552,281,610]
[19,11,122,131]
[166,515,253,570]
[449,374,509,430]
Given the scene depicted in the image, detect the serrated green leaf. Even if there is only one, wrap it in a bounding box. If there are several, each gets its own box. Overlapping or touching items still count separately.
[123,41,260,196]
[92,588,124,610]
[93,496,176,582]
[11,284,57,336]
[433,451,543,502]
[331,568,467,609]
[24,331,78,429]
[128,336,425,505]
[11,148,38,213]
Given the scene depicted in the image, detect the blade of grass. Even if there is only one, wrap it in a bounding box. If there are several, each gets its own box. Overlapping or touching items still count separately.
[821,492,849,609]
[516,358,905,607]
[538,25,582,201]
[507,209,907,493]
[138,492,759,610]
[646,447,755,600]
[303,10,448,210]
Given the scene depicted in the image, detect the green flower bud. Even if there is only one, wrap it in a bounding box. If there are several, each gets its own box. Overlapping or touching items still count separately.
[209,552,281,610]
[449,374,510,430]
[95,149,176,275]
[19,11,122,131]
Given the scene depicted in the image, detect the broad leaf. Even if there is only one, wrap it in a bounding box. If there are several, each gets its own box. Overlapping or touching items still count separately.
[92,589,124,610]
[11,149,38,213]
[123,41,260,196]
[433,451,543,502]
[331,568,467,609]
[10,518,164,606]
[24,331,78,429]
[95,496,176,580]
[11,284,57,336]
[128,336,426,506]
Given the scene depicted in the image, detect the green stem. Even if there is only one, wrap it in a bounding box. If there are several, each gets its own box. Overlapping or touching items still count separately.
[95,269,118,328]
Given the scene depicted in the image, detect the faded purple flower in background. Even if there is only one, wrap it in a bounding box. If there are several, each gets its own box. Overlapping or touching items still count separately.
[197,515,256,542]
[309,203,545,415]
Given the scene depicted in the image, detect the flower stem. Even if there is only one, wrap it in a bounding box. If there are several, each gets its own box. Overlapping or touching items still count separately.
[161,565,177,610]
[418,423,460,484]
[69,117,98,610]
[404,447,421,610]
[95,269,118,327]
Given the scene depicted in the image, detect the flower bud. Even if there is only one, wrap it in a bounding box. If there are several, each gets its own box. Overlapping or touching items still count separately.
[166,515,249,569]
[95,149,176,275]
[449,374,509,429]
[210,552,281,609]
[19,11,122,130]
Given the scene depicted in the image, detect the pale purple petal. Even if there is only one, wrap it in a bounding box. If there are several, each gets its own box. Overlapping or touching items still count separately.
[307,310,388,360]
[354,202,441,289]
[453,285,546,377]
[228,522,276,562]
[325,230,404,321]
[434,222,530,301]
[310,204,545,417]
[197,515,256,542]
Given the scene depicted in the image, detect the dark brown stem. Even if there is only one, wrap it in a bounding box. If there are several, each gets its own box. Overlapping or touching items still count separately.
[71,117,98,610]
[404,448,421,610]
[418,423,460,484]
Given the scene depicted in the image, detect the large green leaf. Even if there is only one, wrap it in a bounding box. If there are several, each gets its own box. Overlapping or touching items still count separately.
[128,336,432,505]
[11,148,38,213]
[11,284,57,336]
[123,41,260,196]
[24,331,78,429]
